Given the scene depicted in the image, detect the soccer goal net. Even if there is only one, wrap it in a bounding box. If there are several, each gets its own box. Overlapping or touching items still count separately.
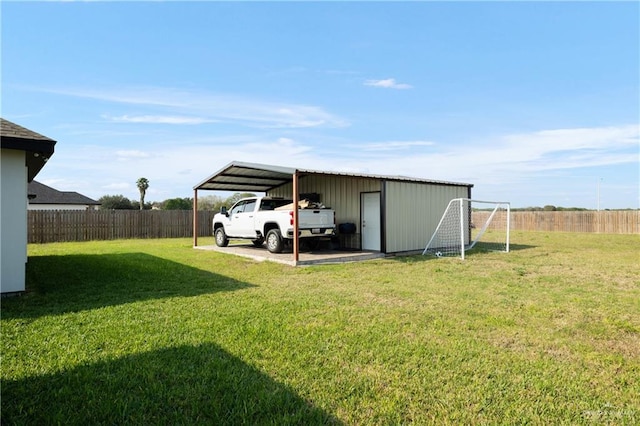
[422,199,510,260]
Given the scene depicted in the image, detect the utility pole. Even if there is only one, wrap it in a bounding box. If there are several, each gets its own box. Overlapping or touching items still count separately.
[596,177,603,211]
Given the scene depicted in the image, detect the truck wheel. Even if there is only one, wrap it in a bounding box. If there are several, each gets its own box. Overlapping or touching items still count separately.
[215,228,229,247]
[251,238,264,247]
[266,229,283,253]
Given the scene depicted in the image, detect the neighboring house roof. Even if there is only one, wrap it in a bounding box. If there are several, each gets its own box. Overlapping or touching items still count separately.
[0,118,56,181]
[194,160,473,193]
[28,181,100,206]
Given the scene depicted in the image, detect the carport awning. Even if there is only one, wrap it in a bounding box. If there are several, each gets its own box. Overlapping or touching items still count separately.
[194,161,296,192]
[194,160,474,193]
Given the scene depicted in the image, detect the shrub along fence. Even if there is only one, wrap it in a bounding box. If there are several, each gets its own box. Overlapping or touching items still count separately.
[28,209,638,244]
[473,210,639,234]
[28,210,216,243]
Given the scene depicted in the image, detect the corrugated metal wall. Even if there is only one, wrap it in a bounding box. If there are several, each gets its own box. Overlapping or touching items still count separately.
[268,175,380,226]
[270,174,469,253]
[384,181,469,253]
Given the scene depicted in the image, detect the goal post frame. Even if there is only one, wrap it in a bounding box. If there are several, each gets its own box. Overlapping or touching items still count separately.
[422,198,510,259]
[459,197,466,260]
[421,197,458,256]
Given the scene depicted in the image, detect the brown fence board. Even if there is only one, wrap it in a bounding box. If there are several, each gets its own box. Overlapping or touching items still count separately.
[472,211,639,234]
[27,209,638,244]
[28,210,216,243]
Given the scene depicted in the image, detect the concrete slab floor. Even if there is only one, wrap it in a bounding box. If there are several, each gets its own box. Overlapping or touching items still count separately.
[194,243,385,266]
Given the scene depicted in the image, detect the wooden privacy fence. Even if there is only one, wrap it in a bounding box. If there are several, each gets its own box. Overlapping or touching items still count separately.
[28,209,638,243]
[28,210,216,243]
[472,210,639,234]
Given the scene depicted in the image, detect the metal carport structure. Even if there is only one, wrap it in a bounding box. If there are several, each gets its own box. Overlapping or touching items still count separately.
[193,161,307,262]
[193,161,474,264]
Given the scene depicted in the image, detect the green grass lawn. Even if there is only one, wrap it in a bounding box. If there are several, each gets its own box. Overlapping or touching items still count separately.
[2,232,639,424]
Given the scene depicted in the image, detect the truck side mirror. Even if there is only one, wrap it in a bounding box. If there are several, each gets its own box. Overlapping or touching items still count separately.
[220,206,228,217]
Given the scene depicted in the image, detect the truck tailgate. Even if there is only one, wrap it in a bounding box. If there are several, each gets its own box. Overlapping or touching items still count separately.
[298,209,334,229]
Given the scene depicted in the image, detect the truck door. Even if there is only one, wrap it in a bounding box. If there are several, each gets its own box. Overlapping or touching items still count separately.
[228,199,257,238]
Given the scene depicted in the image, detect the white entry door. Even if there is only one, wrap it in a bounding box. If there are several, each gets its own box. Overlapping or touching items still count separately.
[361,192,381,251]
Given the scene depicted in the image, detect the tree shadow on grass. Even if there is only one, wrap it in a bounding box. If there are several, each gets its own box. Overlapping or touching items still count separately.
[2,253,255,320]
[2,342,341,425]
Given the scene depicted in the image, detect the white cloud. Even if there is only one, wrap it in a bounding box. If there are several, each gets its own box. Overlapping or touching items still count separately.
[355,140,436,151]
[296,125,639,189]
[34,122,638,208]
[478,124,640,174]
[364,78,413,90]
[34,85,349,129]
[116,150,152,160]
[269,67,360,76]
[102,182,130,191]
[104,114,216,125]
[131,125,639,192]
[503,125,638,154]
[321,125,629,180]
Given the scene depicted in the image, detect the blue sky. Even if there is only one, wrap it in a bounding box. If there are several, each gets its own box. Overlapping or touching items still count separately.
[2,1,638,209]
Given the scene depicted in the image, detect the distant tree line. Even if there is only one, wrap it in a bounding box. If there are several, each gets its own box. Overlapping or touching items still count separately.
[510,206,638,211]
[514,205,589,212]
[97,192,256,211]
[97,195,152,210]
[475,205,638,212]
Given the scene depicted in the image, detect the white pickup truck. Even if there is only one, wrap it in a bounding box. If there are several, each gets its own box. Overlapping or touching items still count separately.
[213,196,335,253]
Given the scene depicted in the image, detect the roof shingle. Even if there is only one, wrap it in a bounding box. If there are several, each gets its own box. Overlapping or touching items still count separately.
[0,118,55,141]
[1,118,57,181]
[28,181,100,206]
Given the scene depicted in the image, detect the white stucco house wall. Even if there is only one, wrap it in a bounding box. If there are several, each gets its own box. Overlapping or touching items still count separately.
[1,118,56,295]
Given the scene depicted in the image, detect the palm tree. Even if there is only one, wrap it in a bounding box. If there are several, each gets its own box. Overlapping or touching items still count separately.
[136,177,149,210]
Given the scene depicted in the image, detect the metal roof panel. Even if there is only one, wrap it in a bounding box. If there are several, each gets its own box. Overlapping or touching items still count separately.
[194,161,472,192]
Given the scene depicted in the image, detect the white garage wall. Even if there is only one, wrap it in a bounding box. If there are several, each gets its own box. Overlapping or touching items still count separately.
[1,149,28,293]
